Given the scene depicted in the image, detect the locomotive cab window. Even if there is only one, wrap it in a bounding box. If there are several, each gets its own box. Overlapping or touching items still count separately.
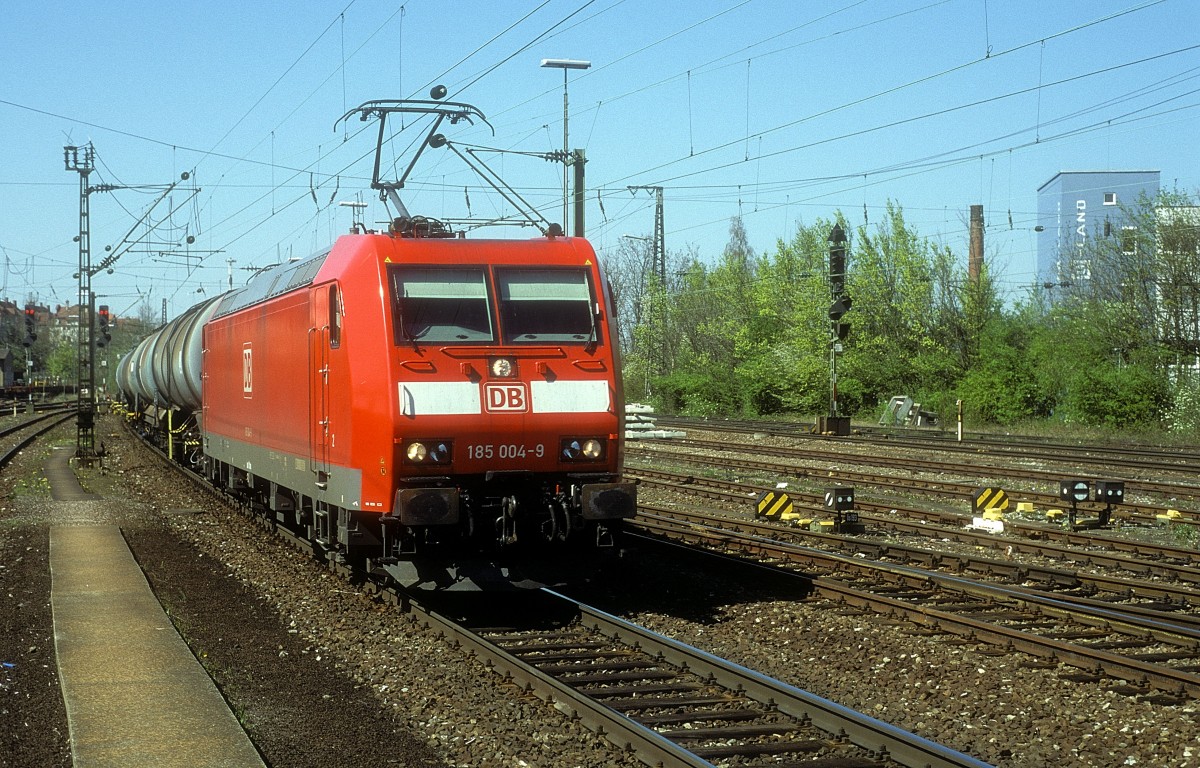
[496,268,597,344]
[328,285,342,348]
[390,267,494,344]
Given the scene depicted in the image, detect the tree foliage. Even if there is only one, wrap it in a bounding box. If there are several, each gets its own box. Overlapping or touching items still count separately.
[607,190,1200,432]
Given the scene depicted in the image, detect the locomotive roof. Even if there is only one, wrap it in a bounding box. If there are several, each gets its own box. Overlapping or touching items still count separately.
[210,231,598,320]
[212,249,330,319]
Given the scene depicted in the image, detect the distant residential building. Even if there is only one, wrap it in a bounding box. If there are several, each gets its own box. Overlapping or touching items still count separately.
[0,348,13,387]
[1035,170,1161,290]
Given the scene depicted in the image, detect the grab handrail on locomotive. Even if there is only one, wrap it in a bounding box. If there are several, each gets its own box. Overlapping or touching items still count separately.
[116,90,636,590]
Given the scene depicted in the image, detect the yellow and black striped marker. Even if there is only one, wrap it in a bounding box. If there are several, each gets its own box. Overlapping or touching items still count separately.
[973,486,1009,514]
[756,490,793,520]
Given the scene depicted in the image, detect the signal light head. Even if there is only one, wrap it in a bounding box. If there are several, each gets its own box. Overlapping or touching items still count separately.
[1059,479,1090,503]
[1094,480,1124,503]
[23,305,36,346]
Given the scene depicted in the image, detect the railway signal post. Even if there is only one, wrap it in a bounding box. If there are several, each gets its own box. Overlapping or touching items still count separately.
[1094,480,1125,527]
[64,144,99,464]
[822,224,851,436]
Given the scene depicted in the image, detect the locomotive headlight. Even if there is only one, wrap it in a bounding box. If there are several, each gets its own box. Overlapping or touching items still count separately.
[561,437,605,462]
[404,440,452,464]
[490,357,515,378]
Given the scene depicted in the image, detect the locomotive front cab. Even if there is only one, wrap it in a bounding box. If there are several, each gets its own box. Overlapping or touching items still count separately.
[382,244,636,561]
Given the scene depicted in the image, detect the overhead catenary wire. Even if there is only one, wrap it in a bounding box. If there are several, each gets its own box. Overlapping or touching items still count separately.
[1,0,1190,315]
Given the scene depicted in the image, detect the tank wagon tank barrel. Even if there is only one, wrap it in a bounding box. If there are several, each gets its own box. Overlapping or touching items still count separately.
[118,296,221,413]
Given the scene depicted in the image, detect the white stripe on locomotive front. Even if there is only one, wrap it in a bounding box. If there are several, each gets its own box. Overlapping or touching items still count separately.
[397,380,611,416]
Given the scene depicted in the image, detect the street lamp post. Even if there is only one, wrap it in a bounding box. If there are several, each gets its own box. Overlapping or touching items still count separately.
[541,58,590,233]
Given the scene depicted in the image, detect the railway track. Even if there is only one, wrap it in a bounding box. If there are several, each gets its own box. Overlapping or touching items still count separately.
[634,494,1200,631]
[628,465,1200,575]
[0,408,76,470]
[386,588,992,768]
[127,420,990,768]
[653,416,1200,479]
[628,441,1200,525]
[628,508,1200,702]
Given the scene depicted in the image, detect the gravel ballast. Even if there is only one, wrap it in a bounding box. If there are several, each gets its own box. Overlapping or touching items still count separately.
[6,415,1200,766]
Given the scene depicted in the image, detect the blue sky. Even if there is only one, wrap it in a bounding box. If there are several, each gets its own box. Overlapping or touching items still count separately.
[1,0,1197,321]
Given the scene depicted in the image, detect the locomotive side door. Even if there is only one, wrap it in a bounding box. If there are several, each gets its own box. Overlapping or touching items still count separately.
[309,284,338,484]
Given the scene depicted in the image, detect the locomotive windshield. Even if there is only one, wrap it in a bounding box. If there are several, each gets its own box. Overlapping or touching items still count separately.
[388,265,599,346]
[495,268,596,343]
[391,267,494,343]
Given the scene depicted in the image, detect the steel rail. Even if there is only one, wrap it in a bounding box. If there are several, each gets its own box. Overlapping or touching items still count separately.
[653,416,1200,472]
[636,437,1200,509]
[121,419,991,767]
[397,587,993,768]
[637,503,1200,639]
[632,513,1200,700]
[0,413,76,470]
[562,591,993,768]
[629,467,1200,592]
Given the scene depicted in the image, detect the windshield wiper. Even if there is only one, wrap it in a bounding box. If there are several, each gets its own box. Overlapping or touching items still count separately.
[398,311,421,351]
[585,304,598,353]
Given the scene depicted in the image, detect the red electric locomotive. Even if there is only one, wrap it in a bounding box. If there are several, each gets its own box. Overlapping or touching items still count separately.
[116,94,636,588]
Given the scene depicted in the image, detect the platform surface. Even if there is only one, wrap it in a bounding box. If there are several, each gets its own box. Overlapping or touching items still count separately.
[51,523,266,767]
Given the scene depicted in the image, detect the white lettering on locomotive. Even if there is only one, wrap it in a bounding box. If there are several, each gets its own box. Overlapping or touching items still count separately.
[397,380,610,416]
[467,443,546,460]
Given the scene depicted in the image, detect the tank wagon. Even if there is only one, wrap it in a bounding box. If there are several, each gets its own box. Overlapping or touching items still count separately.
[117,95,636,589]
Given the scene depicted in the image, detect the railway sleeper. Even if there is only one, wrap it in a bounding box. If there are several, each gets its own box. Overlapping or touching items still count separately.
[534,659,662,675]
[563,669,681,685]
[576,681,707,697]
[636,708,767,726]
[603,694,743,712]
[687,738,835,759]
[660,722,804,740]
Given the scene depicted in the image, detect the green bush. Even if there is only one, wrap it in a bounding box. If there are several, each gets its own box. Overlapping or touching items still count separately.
[1058,363,1168,428]
[1166,372,1200,436]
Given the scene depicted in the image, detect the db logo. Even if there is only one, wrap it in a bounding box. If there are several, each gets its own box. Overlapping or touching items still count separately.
[484,383,527,413]
[242,343,253,396]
